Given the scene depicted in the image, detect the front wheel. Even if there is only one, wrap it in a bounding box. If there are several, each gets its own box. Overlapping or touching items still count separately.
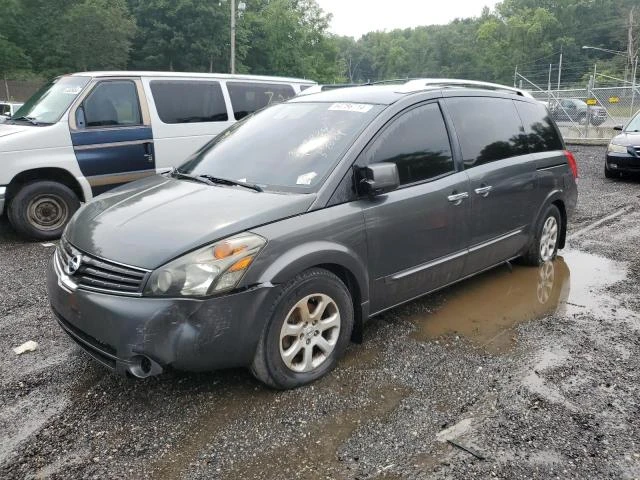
[7,181,80,240]
[251,268,354,389]
[521,205,562,266]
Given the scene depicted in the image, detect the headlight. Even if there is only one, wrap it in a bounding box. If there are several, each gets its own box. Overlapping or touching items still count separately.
[607,143,628,154]
[144,233,266,297]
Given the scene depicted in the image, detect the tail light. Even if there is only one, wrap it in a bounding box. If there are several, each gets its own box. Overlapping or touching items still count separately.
[564,150,578,178]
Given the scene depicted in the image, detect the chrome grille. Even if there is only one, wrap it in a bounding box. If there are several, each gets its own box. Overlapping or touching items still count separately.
[57,237,150,296]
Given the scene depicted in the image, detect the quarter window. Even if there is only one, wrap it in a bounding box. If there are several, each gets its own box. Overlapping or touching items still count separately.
[227,82,295,120]
[150,81,228,124]
[446,97,525,168]
[514,101,563,153]
[364,103,455,185]
[82,81,141,128]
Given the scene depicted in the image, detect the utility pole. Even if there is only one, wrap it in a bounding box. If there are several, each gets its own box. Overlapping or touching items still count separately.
[557,46,563,94]
[632,55,638,116]
[513,65,518,88]
[547,63,552,104]
[628,7,635,83]
[230,0,236,74]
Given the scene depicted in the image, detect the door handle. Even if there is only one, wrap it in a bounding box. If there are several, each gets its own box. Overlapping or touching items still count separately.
[143,142,154,163]
[447,191,469,206]
[474,185,493,197]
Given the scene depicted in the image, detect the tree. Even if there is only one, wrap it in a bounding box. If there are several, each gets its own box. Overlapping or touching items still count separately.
[0,35,30,99]
[60,0,136,72]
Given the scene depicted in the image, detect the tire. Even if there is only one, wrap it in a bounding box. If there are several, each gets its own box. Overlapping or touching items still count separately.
[251,268,354,389]
[604,165,616,179]
[521,204,562,266]
[7,181,80,241]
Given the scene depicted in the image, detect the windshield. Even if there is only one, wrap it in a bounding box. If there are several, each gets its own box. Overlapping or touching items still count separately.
[625,112,640,132]
[180,102,384,193]
[11,76,90,124]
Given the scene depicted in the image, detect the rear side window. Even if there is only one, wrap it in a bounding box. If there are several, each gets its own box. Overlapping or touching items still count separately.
[364,103,454,185]
[446,97,525,168]
[150,81,228,124]
[83,81,141,128]
[514,101,564,152]
[227,82,295,120]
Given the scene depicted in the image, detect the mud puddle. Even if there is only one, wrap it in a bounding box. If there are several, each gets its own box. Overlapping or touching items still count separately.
[412,250,627,353]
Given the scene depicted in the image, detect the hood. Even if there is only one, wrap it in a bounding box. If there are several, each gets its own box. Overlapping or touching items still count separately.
[66,175,316,269]
[0,123,30,139]
[612,131,640,146]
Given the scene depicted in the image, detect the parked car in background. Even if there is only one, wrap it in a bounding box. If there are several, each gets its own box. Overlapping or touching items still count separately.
[548,98,606,126]
[0,72,315,240]
[0,101,23,123]
[605,111,640,178]
[47,81,577,389]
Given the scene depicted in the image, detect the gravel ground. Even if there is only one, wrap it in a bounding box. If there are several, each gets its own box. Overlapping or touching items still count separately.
[1,145,640,479]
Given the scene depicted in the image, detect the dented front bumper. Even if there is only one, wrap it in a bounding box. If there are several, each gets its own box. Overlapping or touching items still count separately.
[46,255,275,377]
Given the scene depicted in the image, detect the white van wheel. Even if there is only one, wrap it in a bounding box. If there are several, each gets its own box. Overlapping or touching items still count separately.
[8,181,80,240]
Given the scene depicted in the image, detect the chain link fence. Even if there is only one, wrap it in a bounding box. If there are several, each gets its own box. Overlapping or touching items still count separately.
[1,79,45,102]
[517,71,639,142]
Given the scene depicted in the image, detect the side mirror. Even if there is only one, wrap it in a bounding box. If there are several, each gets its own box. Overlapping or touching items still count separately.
[359,162,400,197]
[75,106,86,129]
[613,125,624,131]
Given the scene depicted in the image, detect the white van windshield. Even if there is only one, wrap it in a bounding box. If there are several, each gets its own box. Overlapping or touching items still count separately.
[11,76,90,125]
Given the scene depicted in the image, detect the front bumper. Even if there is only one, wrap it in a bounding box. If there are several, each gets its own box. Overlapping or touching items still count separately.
[46,253,276,377]
[606,152,640,173]
[0,186,6,215]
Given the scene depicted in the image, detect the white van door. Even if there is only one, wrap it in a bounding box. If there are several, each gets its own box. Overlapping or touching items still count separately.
[142,78,234,170]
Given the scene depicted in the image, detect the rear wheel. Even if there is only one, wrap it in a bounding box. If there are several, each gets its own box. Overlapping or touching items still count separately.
[251,268,354,389]
[521,205,562,266]
[7,181,80,240]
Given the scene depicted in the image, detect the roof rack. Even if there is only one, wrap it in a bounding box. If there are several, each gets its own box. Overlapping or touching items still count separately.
[398,78,533,98]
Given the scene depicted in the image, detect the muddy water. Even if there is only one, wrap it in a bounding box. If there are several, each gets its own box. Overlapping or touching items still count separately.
[412,251,627,353]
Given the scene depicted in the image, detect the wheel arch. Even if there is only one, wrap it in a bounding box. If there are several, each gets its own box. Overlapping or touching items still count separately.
[255,242,370,343]
[6,167,85,204]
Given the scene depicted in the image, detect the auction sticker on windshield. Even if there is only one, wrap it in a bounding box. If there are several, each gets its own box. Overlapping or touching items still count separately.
[329,103,374,113]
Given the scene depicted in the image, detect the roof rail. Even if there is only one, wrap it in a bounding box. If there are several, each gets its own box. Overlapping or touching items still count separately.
[399,78,533,98]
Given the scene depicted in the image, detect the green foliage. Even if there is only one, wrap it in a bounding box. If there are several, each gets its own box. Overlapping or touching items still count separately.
[0,0,637,87]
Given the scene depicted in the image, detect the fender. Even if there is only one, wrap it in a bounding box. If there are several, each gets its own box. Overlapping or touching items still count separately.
[256,240,370,306]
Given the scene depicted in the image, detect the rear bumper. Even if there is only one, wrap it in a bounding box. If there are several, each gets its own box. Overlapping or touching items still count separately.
[46,254,276,377]
[606,153,640,173]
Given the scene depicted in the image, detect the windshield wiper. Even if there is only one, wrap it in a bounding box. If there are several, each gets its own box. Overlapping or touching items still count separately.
[10,116,40,125]
[198,174,263,193]
[168,168,216,186]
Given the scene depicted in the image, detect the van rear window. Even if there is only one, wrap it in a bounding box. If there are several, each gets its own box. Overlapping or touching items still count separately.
[227,82,295,120]
[150,81,228,124]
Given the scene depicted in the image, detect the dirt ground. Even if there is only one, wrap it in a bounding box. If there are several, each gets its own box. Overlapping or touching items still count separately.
[1,145,639,479]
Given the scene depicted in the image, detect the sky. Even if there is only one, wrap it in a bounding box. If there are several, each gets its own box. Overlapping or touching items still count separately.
[316,0,499,39]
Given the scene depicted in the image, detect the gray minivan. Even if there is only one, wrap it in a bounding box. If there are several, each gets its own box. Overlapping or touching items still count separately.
[47,82,578,389]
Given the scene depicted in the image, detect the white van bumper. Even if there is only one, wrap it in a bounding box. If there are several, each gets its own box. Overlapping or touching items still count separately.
[0,186,5,215]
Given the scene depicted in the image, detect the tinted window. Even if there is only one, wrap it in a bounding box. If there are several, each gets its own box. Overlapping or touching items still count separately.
[150,81,228,124]
[364,103,454,185]
[83,81,141,128]
[0,104,10,115]
[515,101,563,153]
[227,82,295,120]
[447,97,525,168]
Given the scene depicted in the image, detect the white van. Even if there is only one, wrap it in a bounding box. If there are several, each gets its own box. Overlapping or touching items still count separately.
[0,71,315,239]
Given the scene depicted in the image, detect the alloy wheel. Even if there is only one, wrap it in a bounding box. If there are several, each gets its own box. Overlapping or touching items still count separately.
[279,293,341,373]
[539,216,558,262]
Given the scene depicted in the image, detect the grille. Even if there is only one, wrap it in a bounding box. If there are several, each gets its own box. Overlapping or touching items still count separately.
[57,237,150,296]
